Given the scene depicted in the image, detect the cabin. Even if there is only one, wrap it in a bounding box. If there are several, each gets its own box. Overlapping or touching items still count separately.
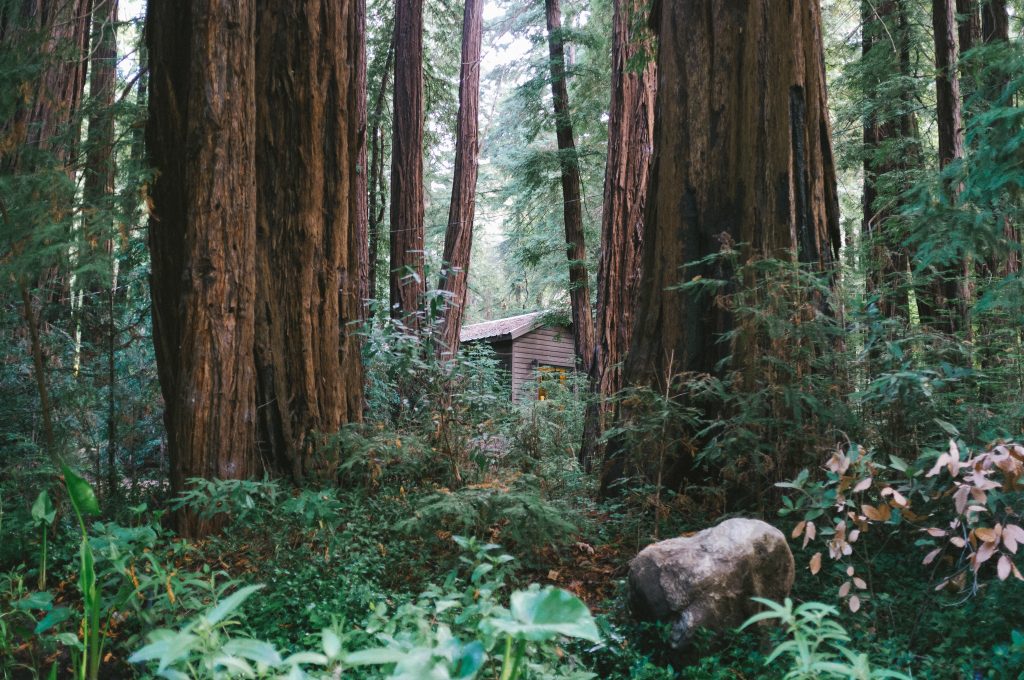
[460,312,576,401]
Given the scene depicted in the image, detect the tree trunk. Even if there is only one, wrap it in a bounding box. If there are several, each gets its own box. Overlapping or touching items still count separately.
[147,0,259,536]
[580,0,656,467]
[919,0,968,333]
[253,0,365,481]
[352,0,369,314]
[436,0,483,360]
[862,0,918,320]
[544,0,595,373]
[981,0,1008,43]
[82,0,119,497]
[389,0,426,326]
[368,38,394,307]
[603,0,841,493]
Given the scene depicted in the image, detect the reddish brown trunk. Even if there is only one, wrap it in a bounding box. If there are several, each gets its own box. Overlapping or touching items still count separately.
[436,0,483,360]
[919,0,968,333]
[352,0,369,314]
[580,0,656,467]
[604,0,841,493]
[389,0,426,326]
[148,0,259,536]
[981,0,1008,42]
[544,0,595,373]
[253,0,364,481]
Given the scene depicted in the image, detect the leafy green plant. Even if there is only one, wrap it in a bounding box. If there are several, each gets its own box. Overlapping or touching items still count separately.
[60,464,104,680]
[30,490,55,590]
[740,598,909,679]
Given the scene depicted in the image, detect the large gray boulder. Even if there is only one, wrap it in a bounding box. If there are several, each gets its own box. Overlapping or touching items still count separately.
[628,517,794,648]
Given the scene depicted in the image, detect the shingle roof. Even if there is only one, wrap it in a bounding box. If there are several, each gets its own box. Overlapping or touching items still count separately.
[460,311,544,343]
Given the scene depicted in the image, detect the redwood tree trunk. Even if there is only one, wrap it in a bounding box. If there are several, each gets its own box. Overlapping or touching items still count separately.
[604,0,840,492]
[580,0,656,466]
[147,0,259,536]
[253,0,365,481]
[436,0,483,359]
[920,0,968,333]
[544,0,595,372]
[389,0,426,326]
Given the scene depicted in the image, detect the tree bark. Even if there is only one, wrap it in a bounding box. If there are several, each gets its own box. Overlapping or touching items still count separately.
[253,0,365,481]
[981,0,1008,43]
[148,0,259,536]
[603,0,841,492]
[580,0,656,467]
[544,0,595,373]
[436,0,483,360]
[919,0,968,333]
[389,0,426,326]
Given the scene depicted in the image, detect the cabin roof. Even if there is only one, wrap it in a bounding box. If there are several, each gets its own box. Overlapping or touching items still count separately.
[460,311,549,343]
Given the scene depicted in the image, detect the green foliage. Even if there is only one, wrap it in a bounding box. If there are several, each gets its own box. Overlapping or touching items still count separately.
[130,539,600,680]
[740,598,909,680]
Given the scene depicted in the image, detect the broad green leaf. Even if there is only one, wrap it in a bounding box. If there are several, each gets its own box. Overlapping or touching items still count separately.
[204,585,263,626]
[35,606,71,634]
[32,490,56,525]
[454,640,486,679]
[61,464,100,516]
[321,629,341,658]
[485,587,601,643]
[13,591,53,610]
[344,647,408,666]
[222,639,282,666]
[283,652,328,666]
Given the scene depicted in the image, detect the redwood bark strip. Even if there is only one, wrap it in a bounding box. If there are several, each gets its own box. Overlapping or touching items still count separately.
[389,0,426,326]
[253,0,363,481]
[544,0,595,373]
[352,0,369,314]
[148,0,259,536]
[604,0,840,492]
[436,0,484,359]
[580,0,656,466]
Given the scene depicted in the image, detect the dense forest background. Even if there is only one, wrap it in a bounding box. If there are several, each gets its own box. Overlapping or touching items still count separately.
[2,0,1024,678]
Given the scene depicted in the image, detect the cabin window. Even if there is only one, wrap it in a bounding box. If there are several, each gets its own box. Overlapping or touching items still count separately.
[536,365,568,400]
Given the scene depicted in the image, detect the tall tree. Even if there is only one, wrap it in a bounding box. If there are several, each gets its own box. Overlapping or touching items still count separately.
[862,0,920,319]
[253,0,366,481]
[147,0,259,536]
[580,0,656,466]
[389,0,426,325]
[920,0,968,333]
[604,0,840,490]
[436,0,483,359]
[544,0,595,372]
[148,0,365,533]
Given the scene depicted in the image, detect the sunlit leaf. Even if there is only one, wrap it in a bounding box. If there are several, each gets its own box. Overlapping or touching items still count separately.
[61,464,100,517]
[848,595,861,613]
[998,555,1012,581]
[809,553,822,575]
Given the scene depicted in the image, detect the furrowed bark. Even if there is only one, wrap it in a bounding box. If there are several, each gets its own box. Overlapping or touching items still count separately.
[437,0,483,360]
[544,0,595,373]
[389,0,426,326]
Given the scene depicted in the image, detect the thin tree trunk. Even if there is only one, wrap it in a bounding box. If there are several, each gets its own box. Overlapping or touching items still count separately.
[436,0,484,360]
[602,0,841,494]
[147,0,259,537]
[253,0,364,481]
[544,0,595,373]
[352,0,369,314]
[368,38,394,307]
[82,0,119,497]
[580,0,656,468]
[389,0,426,326]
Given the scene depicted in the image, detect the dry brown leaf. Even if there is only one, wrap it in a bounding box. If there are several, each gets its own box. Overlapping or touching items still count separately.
[997,555,1012,581]
[792,521,806,539]
[853,477,872,493]
[809,552,822,575]
[926,527,946,538]
[853,577,867,590]
[923,548,942,565]
[975,527,997,543]
[839,581,852,597]
[849,595,861,613]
